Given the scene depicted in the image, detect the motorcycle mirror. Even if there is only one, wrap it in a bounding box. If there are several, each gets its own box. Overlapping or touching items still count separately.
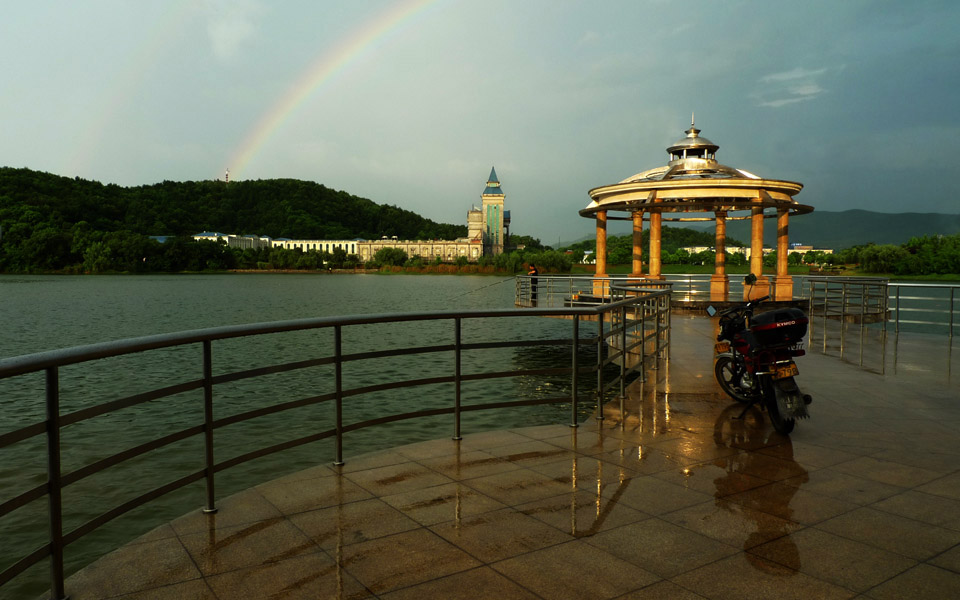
[744,273,757,285]
[706,306,717,317]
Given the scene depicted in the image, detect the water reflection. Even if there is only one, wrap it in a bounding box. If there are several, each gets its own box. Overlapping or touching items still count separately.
[712,403,807,574]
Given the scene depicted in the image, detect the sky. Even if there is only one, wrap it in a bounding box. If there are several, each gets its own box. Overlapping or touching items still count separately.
[1,0,958,244]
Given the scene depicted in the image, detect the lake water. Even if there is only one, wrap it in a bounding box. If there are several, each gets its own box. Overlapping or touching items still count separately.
[0,273,593,598]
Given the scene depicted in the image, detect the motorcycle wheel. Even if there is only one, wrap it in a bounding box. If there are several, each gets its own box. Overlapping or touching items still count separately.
[714,355,754,404]
[763,378,795,435]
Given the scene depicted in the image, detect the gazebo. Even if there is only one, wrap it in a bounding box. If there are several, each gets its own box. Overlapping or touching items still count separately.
[581,119,813,301]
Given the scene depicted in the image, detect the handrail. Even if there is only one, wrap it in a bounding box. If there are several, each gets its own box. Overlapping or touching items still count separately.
[805,277,957,338]
[515,273,781,306]
[887,282,958,336]
[0,291,671,599]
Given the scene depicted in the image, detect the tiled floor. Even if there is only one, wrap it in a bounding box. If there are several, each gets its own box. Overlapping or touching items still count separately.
[49,316,960,599]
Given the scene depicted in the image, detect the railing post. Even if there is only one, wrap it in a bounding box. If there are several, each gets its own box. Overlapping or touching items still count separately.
[950,288,955,338]
[895,286,901,334]
[571,315,579,428]
[860,284,867,367]
[840,283,848,357]
[45,367,67,600]
[202,341,217,514]
[596,312,605,421]
[881,281,888,335]
[654,298,662,365]
[809,281,816,341]
[453,318,462,440]
[620,306,627,398]
[334,325,344,466]
[638,303,647,382]
[822,283,829,352]
[666,292,672,352]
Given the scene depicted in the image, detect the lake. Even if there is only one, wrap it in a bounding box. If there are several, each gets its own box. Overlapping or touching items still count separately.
[0,273,590,598]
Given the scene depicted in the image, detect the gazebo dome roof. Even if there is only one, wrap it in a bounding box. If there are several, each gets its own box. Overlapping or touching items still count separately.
[666,123,718,155]
[618,163,761,184]
[581,119,810,221]
[617,119,765,183]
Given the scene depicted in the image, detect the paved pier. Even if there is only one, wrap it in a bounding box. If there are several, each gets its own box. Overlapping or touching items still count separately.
[47,316,960,599]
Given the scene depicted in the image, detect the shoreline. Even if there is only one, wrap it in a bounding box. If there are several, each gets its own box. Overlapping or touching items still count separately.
[3,267,958,282]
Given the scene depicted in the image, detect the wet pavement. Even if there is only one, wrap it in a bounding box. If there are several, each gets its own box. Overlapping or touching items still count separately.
[47,316,960,599]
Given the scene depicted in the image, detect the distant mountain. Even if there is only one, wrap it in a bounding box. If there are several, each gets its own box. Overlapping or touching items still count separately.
[687,209,960,249]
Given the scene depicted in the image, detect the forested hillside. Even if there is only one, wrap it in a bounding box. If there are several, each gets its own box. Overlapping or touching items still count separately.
[0,167,467,272]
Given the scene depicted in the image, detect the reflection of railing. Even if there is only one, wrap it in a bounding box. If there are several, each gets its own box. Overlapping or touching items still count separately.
[0,292,671,599]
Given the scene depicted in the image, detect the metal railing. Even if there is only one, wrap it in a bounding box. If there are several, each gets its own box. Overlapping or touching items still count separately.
[604,282,672,400]
[519,274,957,338]
[888,282,959,336]
[0,291,671,599]
[805,277,959,337]
[805,277,890,367]
[515,275,671,308]
[516,274,772,306]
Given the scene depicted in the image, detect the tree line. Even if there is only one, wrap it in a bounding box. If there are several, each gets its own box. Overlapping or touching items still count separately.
[822,236,960,275]
[0,167,472,273]
[558,228,960,275]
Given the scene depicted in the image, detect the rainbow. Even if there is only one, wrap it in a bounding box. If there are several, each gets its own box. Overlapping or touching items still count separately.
[227,0,444,179]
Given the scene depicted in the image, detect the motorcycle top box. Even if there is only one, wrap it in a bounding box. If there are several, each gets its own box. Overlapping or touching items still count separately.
[749,308,808,347]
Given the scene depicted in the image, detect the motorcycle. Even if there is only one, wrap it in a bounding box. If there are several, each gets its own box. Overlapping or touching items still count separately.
[710,275,811,435]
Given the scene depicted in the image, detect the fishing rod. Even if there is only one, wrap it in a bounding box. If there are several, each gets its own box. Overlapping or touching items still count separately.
[446,275,517,301]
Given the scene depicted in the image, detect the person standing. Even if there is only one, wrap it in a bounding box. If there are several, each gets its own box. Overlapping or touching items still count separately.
[528,264,539,306]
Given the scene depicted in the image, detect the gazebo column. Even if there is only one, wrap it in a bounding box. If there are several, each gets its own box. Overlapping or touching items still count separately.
[631,210,644,278]
[745,206,769,300]
[710,210,729,301]
[773,208,793,300]
[649,207,663,279]
[594,210,609,296]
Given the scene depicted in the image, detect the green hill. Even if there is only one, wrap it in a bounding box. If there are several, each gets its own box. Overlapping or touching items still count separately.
[0,167,468,272]
[0,167,466,240]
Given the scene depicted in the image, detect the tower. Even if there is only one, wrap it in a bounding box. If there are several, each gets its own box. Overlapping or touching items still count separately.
[481,166,505,256]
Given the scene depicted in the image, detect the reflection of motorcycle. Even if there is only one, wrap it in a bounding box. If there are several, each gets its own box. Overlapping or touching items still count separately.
[712,279,811,435]
[712,402,808,573]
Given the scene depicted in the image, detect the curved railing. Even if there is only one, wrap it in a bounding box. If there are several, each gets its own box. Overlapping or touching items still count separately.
[0,290,671,599]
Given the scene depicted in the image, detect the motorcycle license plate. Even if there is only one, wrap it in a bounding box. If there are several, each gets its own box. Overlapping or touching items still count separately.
[774,362,799,380]
[715,341,731,354]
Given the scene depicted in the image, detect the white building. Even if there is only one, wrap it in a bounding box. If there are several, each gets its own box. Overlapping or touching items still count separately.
[191,167,512,263]
[271,239,359,254]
